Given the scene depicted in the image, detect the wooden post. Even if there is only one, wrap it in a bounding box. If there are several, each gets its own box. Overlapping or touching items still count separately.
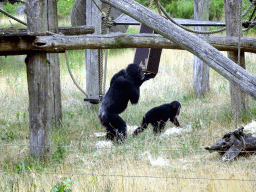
[193,0,210,96]
[26,0,51,158]
[224,0,247,117]
[46,0,62,126]
[86,0,101,105]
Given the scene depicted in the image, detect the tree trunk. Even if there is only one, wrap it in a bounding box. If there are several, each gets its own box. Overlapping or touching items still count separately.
[224,0,247,117]
[193,0,210,97]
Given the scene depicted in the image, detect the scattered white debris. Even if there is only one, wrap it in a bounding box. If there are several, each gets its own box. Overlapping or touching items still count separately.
[160,125,192,138]
[244,120,256,135]
[127,125,137,135]
[90,132,106,138]
[91,125,138,138]
[140,151,169,166]
[95,140,113,149]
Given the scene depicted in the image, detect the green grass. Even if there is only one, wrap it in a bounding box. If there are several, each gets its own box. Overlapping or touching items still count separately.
[1,47,256,191]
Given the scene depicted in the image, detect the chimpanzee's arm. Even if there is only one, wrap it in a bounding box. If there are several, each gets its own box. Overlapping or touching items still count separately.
[170,117,180,127]
[138,73,156,86]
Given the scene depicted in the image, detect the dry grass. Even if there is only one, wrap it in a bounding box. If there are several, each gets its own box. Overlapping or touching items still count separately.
[1,31,256,191]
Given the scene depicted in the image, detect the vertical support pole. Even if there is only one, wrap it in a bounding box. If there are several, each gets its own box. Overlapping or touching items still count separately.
[47,0,62,126]
[193,0,210,97]
[224,0,247,117]
[26,0,50,158]
[86,0,101,105]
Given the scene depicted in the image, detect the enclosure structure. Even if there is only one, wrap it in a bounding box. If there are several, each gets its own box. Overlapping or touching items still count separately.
[1,0,256,158]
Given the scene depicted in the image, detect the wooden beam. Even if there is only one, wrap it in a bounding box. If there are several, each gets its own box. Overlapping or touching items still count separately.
[0,26,95,36]
[1,34,256,55]
[100,0,256,100]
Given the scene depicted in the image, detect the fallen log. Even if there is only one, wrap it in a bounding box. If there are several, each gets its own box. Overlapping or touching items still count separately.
[100,0,256,100]
[1,33,256,55]
[205,127,256,161]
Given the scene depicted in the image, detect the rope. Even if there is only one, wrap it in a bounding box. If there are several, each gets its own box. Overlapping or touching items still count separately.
[65,51,88,97]
[234,0,243,129]
[149,0,154,8]
[91,0,102,13]
[154,0,162,16]
[99,5,111,95]
[241,0,256,19]
[154,0,256,35]
[0,8,27,26]
[103,43,108,94]
[155,0,226,34]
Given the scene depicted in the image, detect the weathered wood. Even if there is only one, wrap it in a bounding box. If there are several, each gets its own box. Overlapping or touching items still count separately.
[100,0,256,100]
[0,26,95,36]
[114,14,226,26]
[71,0,128,33]
[205,127,256,161]
[225,0,247,117]
[85,0,101,105]
[193,0,210,97]
[2,33,256,56]
[46,0,62,127]
[26,0,51,159]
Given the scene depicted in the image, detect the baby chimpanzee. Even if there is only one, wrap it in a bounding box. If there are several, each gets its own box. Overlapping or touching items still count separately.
[133,101,181,136]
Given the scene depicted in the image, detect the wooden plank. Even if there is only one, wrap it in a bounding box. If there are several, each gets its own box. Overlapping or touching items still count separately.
[2,34,256,55]
[100,0,256,100]
[193,0,210,97]
[225,0,247,117]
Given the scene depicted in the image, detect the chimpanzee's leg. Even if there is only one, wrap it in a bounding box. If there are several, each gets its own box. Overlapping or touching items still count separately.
[133,116,149,136]
[152,120,161,134]
[158,120,166,133]
[104,113,127,143]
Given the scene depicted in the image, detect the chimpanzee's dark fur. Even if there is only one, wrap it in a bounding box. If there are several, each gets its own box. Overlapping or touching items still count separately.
[133,101,181,136]
[98,63,155,143]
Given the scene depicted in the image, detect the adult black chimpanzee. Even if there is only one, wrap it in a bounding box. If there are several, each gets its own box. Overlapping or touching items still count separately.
[98,63,155,143]
[133,101,181,136]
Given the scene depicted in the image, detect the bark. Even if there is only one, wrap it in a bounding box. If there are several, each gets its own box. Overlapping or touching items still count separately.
[193,0,210,97]
[224,0,247,117]
[2,34,256,55]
